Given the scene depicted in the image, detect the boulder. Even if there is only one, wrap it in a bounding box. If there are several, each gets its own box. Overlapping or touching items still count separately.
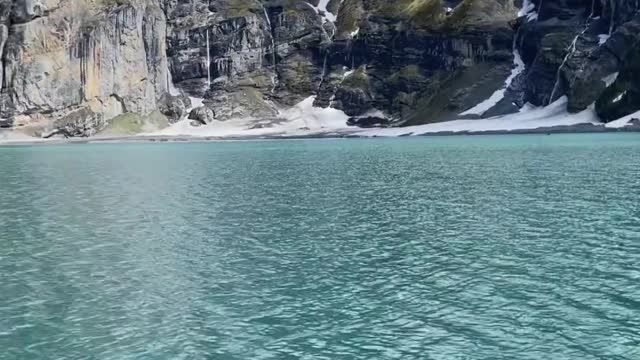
[158,93,192,123]
[347,116,389,128]
[188,106,216,125]
[50,107,106,138]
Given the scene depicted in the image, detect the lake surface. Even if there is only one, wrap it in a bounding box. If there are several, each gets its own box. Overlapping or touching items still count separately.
[1,134,639,359]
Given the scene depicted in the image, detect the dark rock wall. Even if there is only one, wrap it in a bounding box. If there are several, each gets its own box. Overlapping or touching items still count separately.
[512,0,640,121]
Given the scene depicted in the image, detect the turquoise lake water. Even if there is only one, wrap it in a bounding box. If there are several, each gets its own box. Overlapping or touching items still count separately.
[0,134,639,359]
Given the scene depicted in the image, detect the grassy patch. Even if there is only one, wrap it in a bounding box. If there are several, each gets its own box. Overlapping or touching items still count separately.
[342,66,369,89]
[386,65,425,84]
[225,0,260,17]
[336,0,364,34]
[373,0,444,28]
[106,113,145,134]
[104,111,169,135]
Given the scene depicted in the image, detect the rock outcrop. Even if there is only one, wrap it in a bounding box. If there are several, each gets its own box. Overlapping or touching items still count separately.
[510,0,640,121]
[0,0,639,136]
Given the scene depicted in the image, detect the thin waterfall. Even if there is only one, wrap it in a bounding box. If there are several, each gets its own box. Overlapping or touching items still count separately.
[548,0,596,105]
[262,5,277,92]
[206,28,211,88]
[318,51,329,89]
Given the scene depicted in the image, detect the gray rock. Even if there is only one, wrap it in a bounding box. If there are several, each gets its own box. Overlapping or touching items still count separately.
[188,106,215,125]
[158,93,192,123]
[51,107,107,138]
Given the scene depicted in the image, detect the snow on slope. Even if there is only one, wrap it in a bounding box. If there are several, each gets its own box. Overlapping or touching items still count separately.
[149,96,606,139]
[605,110,640,128]
[306,0,338,23]
[147,96,351,138]
[518,0,538,21]
[358,97,601,137]
[460,51,525,116]
[0,129,49,144]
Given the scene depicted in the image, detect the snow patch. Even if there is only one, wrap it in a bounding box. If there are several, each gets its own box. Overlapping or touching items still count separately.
[359,97,601,137]
[0,129,48,144]
[602,72,619,87]
[188,97,204,112]
[342,68,355,80]
[460,51,525,116]
[605,110,640,128]
[146,96,352,138]
[306,0,338,23]
[518,0,538,21]
[279,96,350,131]
[358,109,386,119]
[350,27,360,38]
[612,91,626,103]
[598,34,610,45]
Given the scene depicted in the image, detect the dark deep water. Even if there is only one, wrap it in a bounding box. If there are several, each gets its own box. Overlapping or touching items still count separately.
[1,134,639,359]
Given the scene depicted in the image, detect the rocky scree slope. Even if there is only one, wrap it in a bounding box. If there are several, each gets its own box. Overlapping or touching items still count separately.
[0,0,638,137]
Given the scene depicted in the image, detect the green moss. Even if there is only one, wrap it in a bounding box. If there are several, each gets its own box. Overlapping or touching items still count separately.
[106,113,145,134]
[373,0,444,28]
[327,0,342,15]
[225,0,259,17]
[145,110,170,129]
[104,111,169,135]
[364,0,514,31]
[336,0,364,35]
[342,66,369,89]
[242,87,265,101]
[386,65,425,85]
[402,61,508,125]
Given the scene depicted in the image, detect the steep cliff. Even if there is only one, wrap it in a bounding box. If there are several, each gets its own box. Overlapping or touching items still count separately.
[0,0,639,138]
[1,0,170,136]
[511,0,640,120]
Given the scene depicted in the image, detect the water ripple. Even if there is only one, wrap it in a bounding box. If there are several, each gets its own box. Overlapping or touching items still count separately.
[0,135,639,359]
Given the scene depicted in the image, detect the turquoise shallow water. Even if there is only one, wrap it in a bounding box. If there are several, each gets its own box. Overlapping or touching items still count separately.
[1,134,639,359]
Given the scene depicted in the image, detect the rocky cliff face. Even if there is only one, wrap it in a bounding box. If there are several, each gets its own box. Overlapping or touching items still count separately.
[1,0,170,135]
[0,0,639,137]
[512,0,640,120]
